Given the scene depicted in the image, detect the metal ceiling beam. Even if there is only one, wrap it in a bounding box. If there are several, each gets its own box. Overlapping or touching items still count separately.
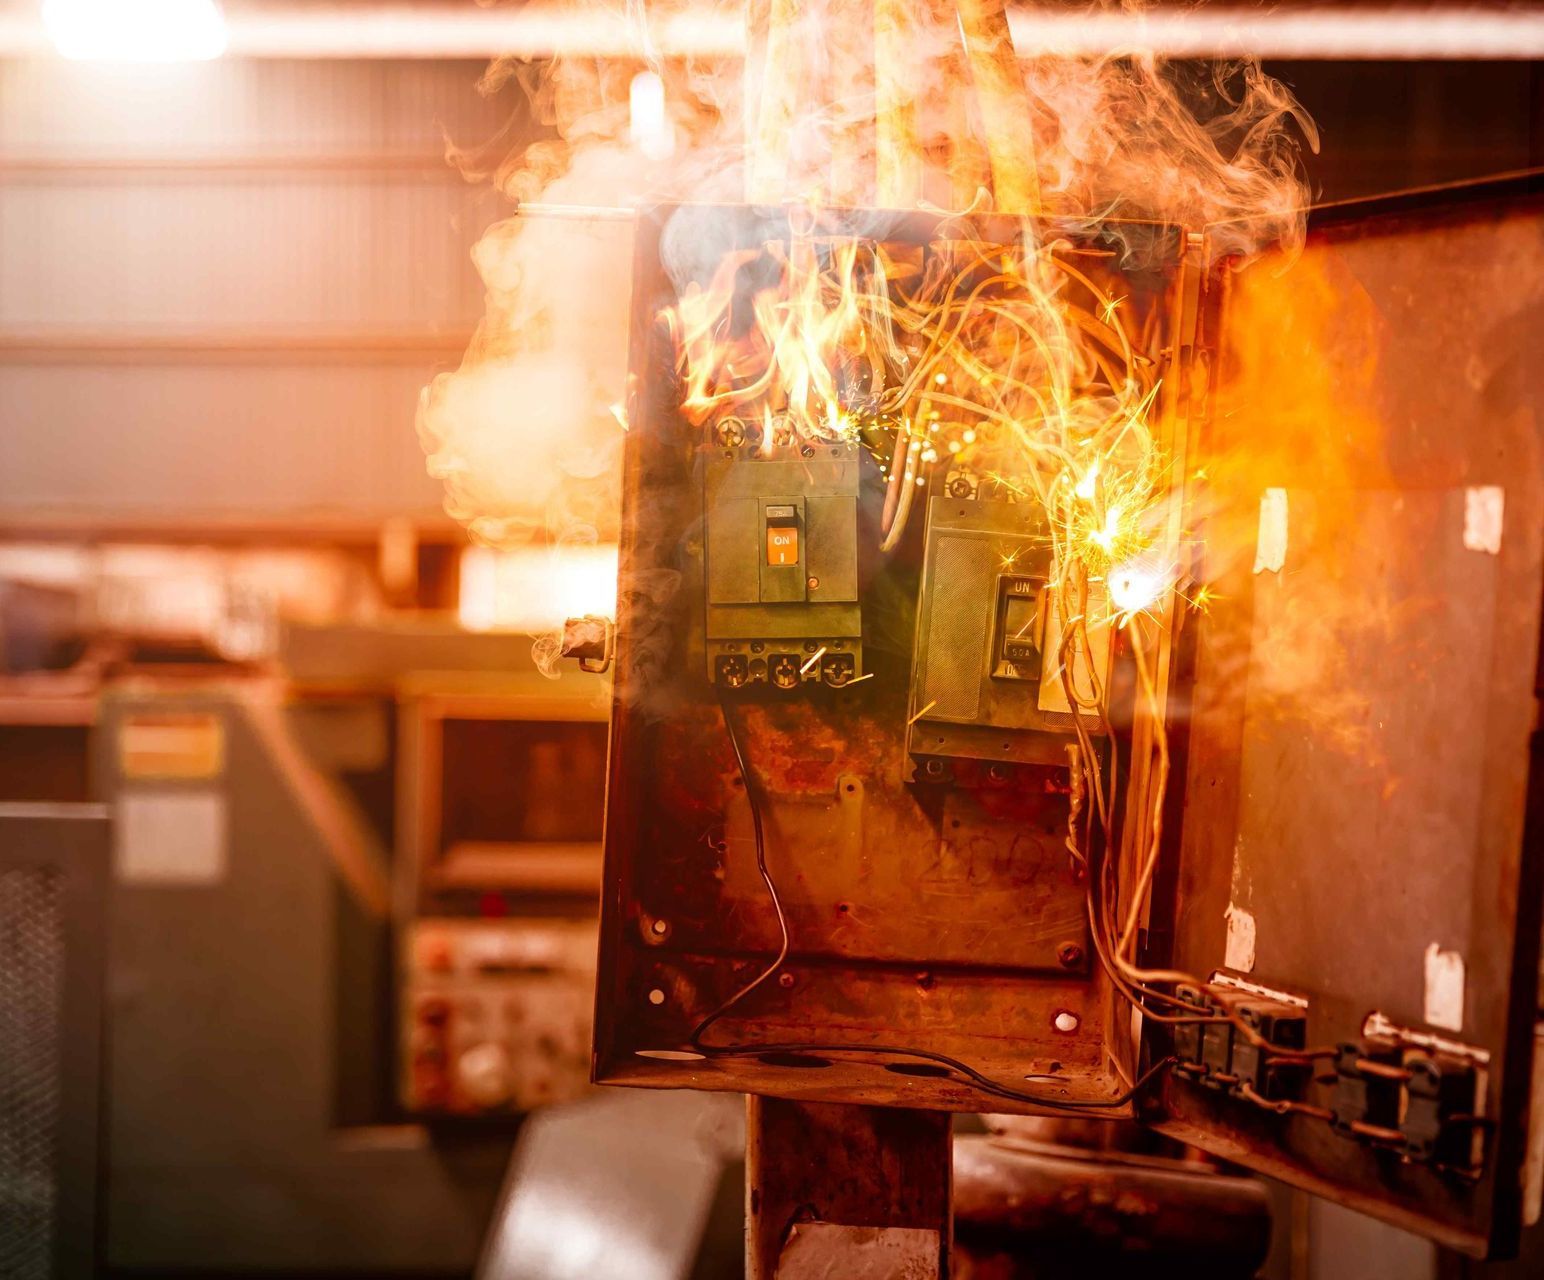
[0,3,1540,61]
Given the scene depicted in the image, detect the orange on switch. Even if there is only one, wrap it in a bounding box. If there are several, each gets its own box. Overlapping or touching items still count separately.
[766,525,799,565]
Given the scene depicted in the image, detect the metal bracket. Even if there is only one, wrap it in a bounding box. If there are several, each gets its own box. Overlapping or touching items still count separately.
[561,615,616,674]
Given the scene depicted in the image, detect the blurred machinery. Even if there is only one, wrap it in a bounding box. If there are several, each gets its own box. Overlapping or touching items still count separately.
[0,533,613,1273]
[395,679,608,1116]
[477,1089,746,1280]
[0,805,109,1280]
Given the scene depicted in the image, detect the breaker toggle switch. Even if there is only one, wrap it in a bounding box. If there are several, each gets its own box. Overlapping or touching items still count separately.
[993,575,1047,679]
[765,504,800,566]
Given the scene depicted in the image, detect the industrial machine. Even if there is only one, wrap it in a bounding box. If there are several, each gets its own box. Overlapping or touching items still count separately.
[588,177,1544,1260]
[0,521,613,1270]
[395,676,609,1116]
[93,678,514,1272]
[0,805,109,1280]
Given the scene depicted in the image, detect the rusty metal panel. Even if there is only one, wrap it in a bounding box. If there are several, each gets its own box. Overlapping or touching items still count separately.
[1154,179,1544,1257]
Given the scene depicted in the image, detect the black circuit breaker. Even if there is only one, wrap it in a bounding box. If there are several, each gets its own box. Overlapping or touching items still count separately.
[1172,985,1309,1102]
[701,428,862,690]
[1330,1043,1484,1172]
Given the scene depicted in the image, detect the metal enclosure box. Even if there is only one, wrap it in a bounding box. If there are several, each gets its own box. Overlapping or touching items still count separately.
[593,203,1198,1116]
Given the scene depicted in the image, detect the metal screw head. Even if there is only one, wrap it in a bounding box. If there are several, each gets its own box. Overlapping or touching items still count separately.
[777,971,796,989]
[807,576,819,591]
[1057,943,1084,968]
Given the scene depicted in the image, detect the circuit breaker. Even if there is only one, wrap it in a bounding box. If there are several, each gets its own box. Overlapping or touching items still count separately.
[907,480,1111,776]
[703,429,862,689]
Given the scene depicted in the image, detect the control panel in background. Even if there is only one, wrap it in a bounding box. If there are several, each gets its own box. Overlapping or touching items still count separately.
[396,676,608,1117]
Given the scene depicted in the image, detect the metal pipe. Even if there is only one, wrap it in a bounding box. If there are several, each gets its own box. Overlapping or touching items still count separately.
[0,4,1540,62]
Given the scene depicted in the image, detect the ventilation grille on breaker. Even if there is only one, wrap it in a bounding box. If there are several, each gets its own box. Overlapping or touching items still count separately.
[921,535,992,721]
[0,866,64,1280]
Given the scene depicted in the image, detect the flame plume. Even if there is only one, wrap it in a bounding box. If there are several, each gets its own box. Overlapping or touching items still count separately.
[415,0,1322,1084]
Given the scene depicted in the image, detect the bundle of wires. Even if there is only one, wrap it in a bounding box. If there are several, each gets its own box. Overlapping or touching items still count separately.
[675,226,1336,1108]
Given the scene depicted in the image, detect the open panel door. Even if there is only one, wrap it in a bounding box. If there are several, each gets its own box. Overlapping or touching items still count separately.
[1148,176,1544,1256]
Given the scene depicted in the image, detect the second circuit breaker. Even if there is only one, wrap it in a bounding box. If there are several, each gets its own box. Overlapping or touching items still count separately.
[702,427,862,690]
[907,479,1111,770]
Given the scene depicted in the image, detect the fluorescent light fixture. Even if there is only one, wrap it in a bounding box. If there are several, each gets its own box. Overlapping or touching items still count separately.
[42,0,227,62]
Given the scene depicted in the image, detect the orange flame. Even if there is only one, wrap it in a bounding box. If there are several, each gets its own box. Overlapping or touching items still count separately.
[666,217,1166,589]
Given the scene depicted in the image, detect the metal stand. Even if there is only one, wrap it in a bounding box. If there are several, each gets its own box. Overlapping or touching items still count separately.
[746,1097,952,1279]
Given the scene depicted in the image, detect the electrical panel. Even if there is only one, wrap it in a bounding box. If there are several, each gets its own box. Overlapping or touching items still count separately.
[595,201,1193,1125]
[1147,181,1544,1258]
[592,181,1544,1259]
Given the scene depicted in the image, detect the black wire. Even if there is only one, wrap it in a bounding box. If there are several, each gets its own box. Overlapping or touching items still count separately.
[688,690,1175,1112]
[698,1040,1176,1112]
[687,692,791,1050]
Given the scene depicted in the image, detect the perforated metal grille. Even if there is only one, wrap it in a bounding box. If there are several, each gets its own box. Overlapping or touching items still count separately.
[0,867,64,1280]
[921,536,991,720]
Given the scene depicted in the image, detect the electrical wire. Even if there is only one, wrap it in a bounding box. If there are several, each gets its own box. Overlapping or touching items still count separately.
[688,689,1176,1113]
[687,693,790,1051]
[701,1040,1176,1112]
[675,230,1329,1096]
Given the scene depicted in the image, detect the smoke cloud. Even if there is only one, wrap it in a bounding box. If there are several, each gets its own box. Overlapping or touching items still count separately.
[418,1,1318,674]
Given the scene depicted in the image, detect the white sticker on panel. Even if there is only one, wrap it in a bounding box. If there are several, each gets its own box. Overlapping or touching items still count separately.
[1423,942,1466,1032]
[1253,488,1288,574]
[1224,904,1257,973]
[116,789,228,886]
[1463,486,1504,554]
